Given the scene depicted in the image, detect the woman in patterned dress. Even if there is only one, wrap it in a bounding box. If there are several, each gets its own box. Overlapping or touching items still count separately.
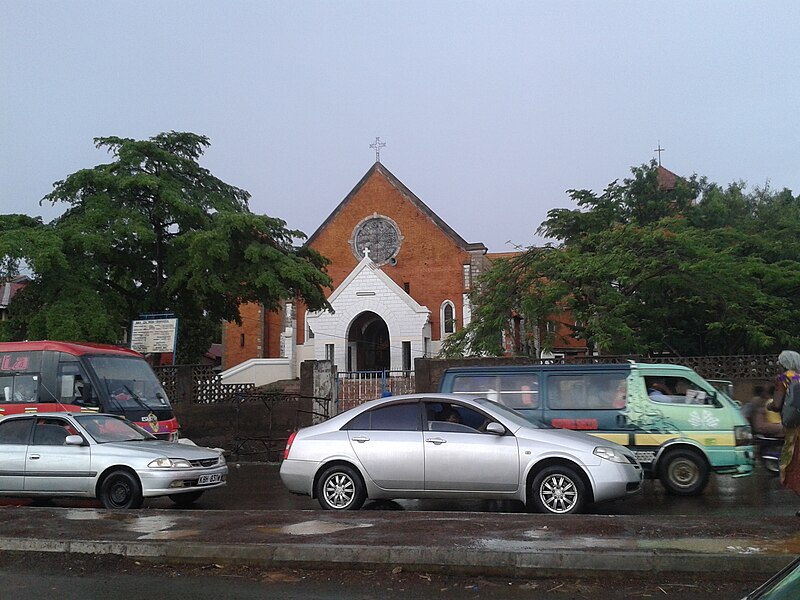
[767,350,800,514]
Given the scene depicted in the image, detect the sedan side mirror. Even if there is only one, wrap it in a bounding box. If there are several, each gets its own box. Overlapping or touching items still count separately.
[65,435,85,446]
[485,422,505,435]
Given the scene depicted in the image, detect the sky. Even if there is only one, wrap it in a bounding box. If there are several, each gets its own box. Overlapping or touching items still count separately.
[3,1,800,252]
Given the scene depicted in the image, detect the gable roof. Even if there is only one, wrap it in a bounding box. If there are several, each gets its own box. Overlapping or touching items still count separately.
[656,165,679,190]
[0,276,29,309]
[325,254,429,316]
[306,162,482,251]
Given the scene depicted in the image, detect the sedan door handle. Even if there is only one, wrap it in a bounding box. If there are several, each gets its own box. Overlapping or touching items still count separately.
[425,438,446,445]
[351,436,370,443]
[29,455,40,460]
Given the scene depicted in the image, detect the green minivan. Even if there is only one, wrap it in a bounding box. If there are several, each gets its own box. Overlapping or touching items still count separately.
[438,362,754,495]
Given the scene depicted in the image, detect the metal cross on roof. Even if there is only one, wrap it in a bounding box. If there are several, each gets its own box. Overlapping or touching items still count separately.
[654,141,665,166]
[370,137,386,163]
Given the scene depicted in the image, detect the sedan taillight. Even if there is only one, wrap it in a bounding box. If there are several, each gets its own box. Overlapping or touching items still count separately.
[284,431,297,460]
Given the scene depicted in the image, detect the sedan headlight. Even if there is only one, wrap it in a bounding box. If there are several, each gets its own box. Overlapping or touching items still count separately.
[594,446,630,464]
[147,457,192,469]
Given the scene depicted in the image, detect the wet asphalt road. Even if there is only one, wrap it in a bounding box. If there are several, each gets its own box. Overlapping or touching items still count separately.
[3,461,795,518]
[188,461,799,518]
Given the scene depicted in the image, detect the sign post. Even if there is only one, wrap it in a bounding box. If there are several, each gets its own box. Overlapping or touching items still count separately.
[130,314,178,364]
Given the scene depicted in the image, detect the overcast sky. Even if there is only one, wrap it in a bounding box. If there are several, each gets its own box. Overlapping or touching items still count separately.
[3,2,799,252]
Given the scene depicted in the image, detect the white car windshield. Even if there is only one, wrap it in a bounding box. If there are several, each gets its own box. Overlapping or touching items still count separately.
[75,414,156,443]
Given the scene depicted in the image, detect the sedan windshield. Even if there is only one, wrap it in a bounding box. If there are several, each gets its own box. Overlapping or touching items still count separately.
[75,414,156,443]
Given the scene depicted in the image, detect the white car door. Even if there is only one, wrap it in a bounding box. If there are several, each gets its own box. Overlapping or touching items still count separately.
[347,401,425,491]
[423,403,520,492]
[24,419,92,493]
[0,417,32,492]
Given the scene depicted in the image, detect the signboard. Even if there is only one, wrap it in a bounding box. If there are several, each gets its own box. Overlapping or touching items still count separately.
[130,318,178,354]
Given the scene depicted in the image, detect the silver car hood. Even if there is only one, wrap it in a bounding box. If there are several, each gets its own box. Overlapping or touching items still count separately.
[515,424,620,452]
[97,440,222,459]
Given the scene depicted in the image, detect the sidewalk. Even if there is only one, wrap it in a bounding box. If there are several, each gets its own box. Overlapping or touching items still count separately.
[0,506,797,577]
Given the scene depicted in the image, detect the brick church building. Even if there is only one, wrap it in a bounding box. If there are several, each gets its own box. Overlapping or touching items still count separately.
[222,162,584,379]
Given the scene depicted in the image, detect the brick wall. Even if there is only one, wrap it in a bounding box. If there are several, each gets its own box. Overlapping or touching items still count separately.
[302,168,469,344]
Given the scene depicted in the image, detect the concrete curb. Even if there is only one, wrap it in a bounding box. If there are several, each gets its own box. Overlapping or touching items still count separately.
[0,536,790,577]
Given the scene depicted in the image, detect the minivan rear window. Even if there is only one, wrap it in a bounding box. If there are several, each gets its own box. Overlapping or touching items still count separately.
[451,374,539,408]
[546,373,627,410]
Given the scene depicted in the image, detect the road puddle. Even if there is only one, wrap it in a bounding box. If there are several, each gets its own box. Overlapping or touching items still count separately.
[272,520,373,536]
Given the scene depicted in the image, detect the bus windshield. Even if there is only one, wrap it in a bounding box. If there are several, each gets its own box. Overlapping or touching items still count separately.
[86,356,171,410]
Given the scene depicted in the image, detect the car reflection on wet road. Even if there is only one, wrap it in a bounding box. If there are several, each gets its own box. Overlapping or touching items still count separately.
[2,462,795,517]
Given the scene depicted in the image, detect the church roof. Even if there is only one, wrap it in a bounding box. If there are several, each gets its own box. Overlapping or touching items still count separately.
[305,162,484,252]
[656,165,679,190]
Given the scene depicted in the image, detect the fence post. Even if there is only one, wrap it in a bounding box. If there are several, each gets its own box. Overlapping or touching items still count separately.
[175,365,193,404]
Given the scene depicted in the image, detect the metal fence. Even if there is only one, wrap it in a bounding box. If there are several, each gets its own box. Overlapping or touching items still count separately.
[337,370,415,412]
[548,354,782,381]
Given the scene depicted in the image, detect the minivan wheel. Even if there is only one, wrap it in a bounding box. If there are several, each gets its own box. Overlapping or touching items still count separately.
[530,465,586,515]
[316,465,366,510]
[659,449,709,496]
[99,470,143,509]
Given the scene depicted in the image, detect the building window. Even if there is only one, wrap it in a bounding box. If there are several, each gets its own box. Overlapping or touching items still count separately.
[403,282,410,294]
[441,301,456,336]
[463,264,472,290]
[240,333,245,347]
[402,341,411,372]
[306,323,315,339]
[325,344,335,361]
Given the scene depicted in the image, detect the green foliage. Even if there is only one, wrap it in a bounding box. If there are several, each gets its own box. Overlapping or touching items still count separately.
[443,162,800,358]
[2,132,332,361]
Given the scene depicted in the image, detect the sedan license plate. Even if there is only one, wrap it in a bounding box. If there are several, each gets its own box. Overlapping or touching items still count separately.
[197,473,222,485]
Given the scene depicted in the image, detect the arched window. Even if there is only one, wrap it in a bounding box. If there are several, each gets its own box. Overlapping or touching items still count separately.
[440,301,456,337]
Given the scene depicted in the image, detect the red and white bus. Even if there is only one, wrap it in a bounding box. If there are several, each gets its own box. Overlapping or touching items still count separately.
[0,341,179,440]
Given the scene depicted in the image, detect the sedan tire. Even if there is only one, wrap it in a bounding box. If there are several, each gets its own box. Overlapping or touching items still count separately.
[99,469,143,509]
[530,465,586,515]
[316,465,366,510]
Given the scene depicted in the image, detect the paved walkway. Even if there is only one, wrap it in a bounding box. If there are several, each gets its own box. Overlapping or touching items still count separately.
[0,506,797,577]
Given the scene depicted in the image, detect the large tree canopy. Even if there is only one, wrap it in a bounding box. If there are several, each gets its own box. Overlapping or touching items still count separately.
[443,162,800,358]
[1,132,332,361]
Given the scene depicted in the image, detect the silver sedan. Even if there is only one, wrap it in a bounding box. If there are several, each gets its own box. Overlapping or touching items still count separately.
[280,393,642,514]
[0,412,227,509]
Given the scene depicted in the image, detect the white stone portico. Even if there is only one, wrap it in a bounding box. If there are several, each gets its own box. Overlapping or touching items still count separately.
[305,254,431,372]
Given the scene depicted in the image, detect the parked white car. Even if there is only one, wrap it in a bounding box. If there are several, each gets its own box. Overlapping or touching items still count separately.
[280,393,643,514]
[0,412,227,508]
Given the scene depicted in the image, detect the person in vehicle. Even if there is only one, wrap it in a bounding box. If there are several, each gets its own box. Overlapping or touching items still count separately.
[439,407,462,424]
[646,379,670,400]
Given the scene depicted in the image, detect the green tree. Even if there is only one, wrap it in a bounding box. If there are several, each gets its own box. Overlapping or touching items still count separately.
[443,162,800,358]
[3,132,332,361]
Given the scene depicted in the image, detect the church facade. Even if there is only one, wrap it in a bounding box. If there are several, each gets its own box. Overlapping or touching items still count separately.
[222,162,584,378]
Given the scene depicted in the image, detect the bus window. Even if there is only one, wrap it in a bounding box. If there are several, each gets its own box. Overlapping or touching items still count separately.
[57,363,97,407]
[0,375,39,404]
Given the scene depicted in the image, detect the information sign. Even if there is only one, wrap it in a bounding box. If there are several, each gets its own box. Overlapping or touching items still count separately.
[130,318,178,354]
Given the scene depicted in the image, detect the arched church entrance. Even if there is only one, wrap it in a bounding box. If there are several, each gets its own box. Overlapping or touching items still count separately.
[348,311,390,372]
